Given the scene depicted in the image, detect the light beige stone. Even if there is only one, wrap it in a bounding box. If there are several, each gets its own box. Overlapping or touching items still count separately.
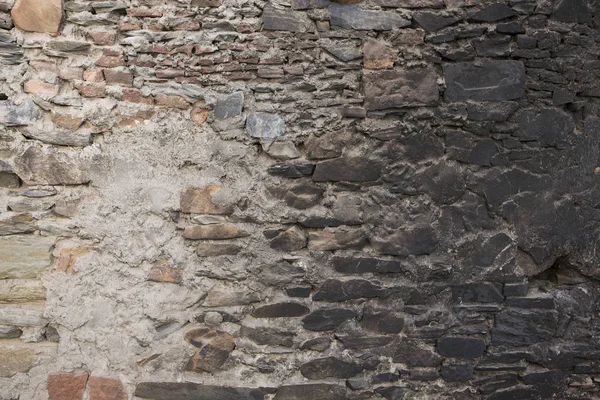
[0,339,57,377]
[11,0,63,35]
[183,224,249,240]
[203,284,263,307]
[0,280,46,303]
[0,235,55,279]
[0,304,47,326]
[180,185,233,215]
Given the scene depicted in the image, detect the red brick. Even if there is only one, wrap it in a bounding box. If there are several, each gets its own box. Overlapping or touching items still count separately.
[48,373,88,400]
[118,21,140,31]
[103,69,133,86]
[155,69,185,79]
[95,55,124,68]
[148,23,165,31]
[122,88,153,105]
[147,45,169,54]
[89,31,116,45]
[155,94,189,109]
[83,68,104,82]
[171,45,194,55]
[174,20,201,31]
[75,82,106,98]
[126,8,162,17]
[88,376,126,400]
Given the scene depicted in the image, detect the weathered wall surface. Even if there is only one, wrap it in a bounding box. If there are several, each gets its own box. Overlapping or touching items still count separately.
[0,0,599,398]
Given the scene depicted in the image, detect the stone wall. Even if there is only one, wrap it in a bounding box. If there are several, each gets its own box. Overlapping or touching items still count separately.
[0,0,599,398]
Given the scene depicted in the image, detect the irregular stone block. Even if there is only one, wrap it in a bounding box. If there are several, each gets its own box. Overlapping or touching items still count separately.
[312,158,381,182]
[300,337,331,351]
[492,309,559,345]
[468,4,515,22]
[23,127,91,147]
[515,108,574,147]
[437,337,486,358]
[267,162,315,178]
[550,0,592,25]
[330,3,410,30]
[0,161,20,188]
[393,340,442,367]
[11,0,62,35]
[180,186,234,215]
[443,61,525,101]
[0,340,57,378]
[274,384,346,400]
[0,304,47,326]
[262,141,301,160]
[332,256,404,273]
[441,362,474,382]
[0,212,35,235]
[467,101,518,121]
[240,325,294,347]
[337,335,394,349]
[214,92,244,119]
[325,43,362,62]
[302,308,356,331]
[135,382,271,400]
[246,112,285,139]
[268,226,307,251]
[300,357,362,379]
[203,284,262,307]
[48,373,89,400]
[362,310,404,334]
[364,68,439,109]
[363,39,396,69]
[183,224,249,240]
[0,33,24,65]
[253,302,310,318]
[13,146,90,185]
[88,376,126,400]
[0,235,54,279]
[147,258,182,284]
[505,296,555,309]
[452,283,504,303]
[0,99,41,126]
[43,40,90,56]
[313,279,384,302]
[185,328,236,373]
[413,12,460,31]
[0,325,22,339]
[308,229,367,251]
[262,5,314,32]
[196,243,242,257]
[371,226,438,256]
[0,279,46,303]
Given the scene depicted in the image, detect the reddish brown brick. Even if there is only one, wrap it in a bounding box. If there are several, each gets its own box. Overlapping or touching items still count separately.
[88,376,126,400]
[47,373,88,400]
[155,69,185,79]
[89,30,116,45]
[103,69,133,86]
[122,88,153,105]
[95,55,124,68]
[83,68,104,82]
[75,82,106,98]
[126,8,162,17]
[155,94,189,109]
[118,21,140,31]
[174,20,201,31]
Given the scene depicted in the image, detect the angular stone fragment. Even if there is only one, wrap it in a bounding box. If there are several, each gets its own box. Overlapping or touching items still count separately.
[506,296,554,309]
[246,112,285,139]
[312,157,381,182]
[0,161,20,188]
[437,337,486,359]
[258,262,304,285]
[371,226,438,256]
[550,0,592,25]
[44,40,90,56]
[515,108,574,147]
[330,4,410,30]
[302,308,356,331]
[0,340,57,378]
[22,127,91,147]
[492,309,559,345]
[443,61,525,101]
[196,243,242,257]
[0,325,22,339]
[240,325,295,347]
[14,147,89,185]
[0,33,24,65]
[148,258,182,284]
[0,279,46,303]
[203,284,262,307]
[364,68,439,110]
[274,384,346,400]
[300,357,362,379]
[0,212,35,235]
[192,0,221,7]
[268,226,307,251]
[183,224,249,240]
[262,5,314,32]
[441,362,474,382]
[253,302,310,318]
[0,99,41,126]
[308,229,366,251]
[268,162,315,178]
[337,335,394,349]
[0,235,54,279]
[48,373,88,400]
[325,43,362,62]
[262,141,300,160]
[214,92,244,120]
[413,12,460,31]
[180,186,233,215]
[363,39,396,69]
[11,0,62,35]
[362,310,404,334]
[185,328,236,373]
[332,257,404,273]
[467,102,518,121]
[136,382,271,400]
[452,283,504,303]
[88,376,126,400]
[393,340,442,367]
[313,279,384,302]
[279,181,323,209]
[469,4,515,22]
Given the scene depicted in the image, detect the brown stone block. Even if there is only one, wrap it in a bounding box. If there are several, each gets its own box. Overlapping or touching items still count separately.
[88,376,126,400]
[11,0,62,35]
[180,186,233,215]
[48,373,88,400]
[147,258,182,284]
[183,224,249,240]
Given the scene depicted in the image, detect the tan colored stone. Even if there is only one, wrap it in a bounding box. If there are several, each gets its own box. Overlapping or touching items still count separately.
[48,373,88,400]
[0,339,57,377]
[115,110,156,128]
[88,376,126,400]
[203,284,263,307]
[191,107,209,124]
[155,94,189,109]
[183,224,249,240]
[0,280,46,303]
[83,69,104,82]
[308,229,367,251]
[0,212,36,235]
[180,186,233,215]
[52,113,85,130]
[0,304,47,326]
[196,242,241,257]
[11,0,62,35]
[53,246,95,274]
[147,258,182,284]
[0,235,55,279]
[363,39,397,70]
[24,79,59,96]
[185,328,236,373]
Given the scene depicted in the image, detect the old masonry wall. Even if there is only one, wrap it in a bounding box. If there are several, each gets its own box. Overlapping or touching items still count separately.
[0,0,599,399]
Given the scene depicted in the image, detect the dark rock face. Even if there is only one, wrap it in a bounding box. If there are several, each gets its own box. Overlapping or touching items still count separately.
[364,68,439,109]
[273,384,346,400]
[443,61,525,101]
[550,0,592,24]
[469,4,515,22]
[330,4,410,30]
[252,303,310,318]
[332,257,404,274]
[312,279,384,302]
[300,357,362,379]
[492,309,559,346]
[302,308,356,331]
[515,108,574,148]
[312,158,381,182]
[371,225,438,256]
[437,337,486,359]
[135,382,271,400]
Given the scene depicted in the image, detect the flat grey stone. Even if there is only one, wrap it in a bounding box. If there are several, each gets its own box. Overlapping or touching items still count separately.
[262,5,314,32]
[364,68,439,109]
[214,91,244,120]
[330,3,410,30]
[0,99,41,126]
[246,112,285,139]
[443,61,525,101]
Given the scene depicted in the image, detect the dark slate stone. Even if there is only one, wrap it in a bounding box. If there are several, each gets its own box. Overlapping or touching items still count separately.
[253,302,310,318]
[286,286,311,297]
[300,357,362,379]
[273,384,346,400]
[550,0,592,25]
[441,362,475,382]
[515,108,574,148]
[364,68,439,110]
[452,283,504,303]
[262,5,314,32]
[362,310,404,334]
[393,340,442,367]
[376,387,412,400]
[467,102,518,121]
[372,373,400,383]
[503,282,528,297]
[469,140,498,167]
[312,158,382,182]
[257,262,305,285]
[312,279,384,302]
[44,40,91,55]
[437,337,486,359]
[372,225,438,256]
[410,368,439,381]
[505,296,555,309]
[552,88,576,106]
[239,326,295,347]
[484,385,551,400]
[496,21,525,34]
[443,61,525,102]
[492,309,559,346]
[521,370,567,386]
[134,382,271,400]
[325,43,363,62]
[337,335,394,349]
[480,169,551,212]
[302,308,356,331]
[300,337,331,351]
[332,256,405,274]
[417,162,466,204]
[214,91,244,119]
[330,3,410,31]
[413,12,460,32]
[268,162,315,178]
[284,182,324,209]
[299,217,343,228]
[469,4,515,22]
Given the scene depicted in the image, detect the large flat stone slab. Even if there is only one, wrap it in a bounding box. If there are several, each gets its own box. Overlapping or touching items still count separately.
[135,382,272,399]
[443,61,525,101]
[0,235,55,279]
[13,146,90,185]
[364,68,439,110]
[11,0,63,35]
[331,3,410,30]
[0,339,57,377]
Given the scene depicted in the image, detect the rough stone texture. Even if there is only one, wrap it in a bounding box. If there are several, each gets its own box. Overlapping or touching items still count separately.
[11,0,62,35]
[88,377,126,400]
[246,113,285,139]
[330,4,410,30]
[0,235,54,279]
[364,68,439,109]
[47,373,88,400]
[180,186,233,215]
